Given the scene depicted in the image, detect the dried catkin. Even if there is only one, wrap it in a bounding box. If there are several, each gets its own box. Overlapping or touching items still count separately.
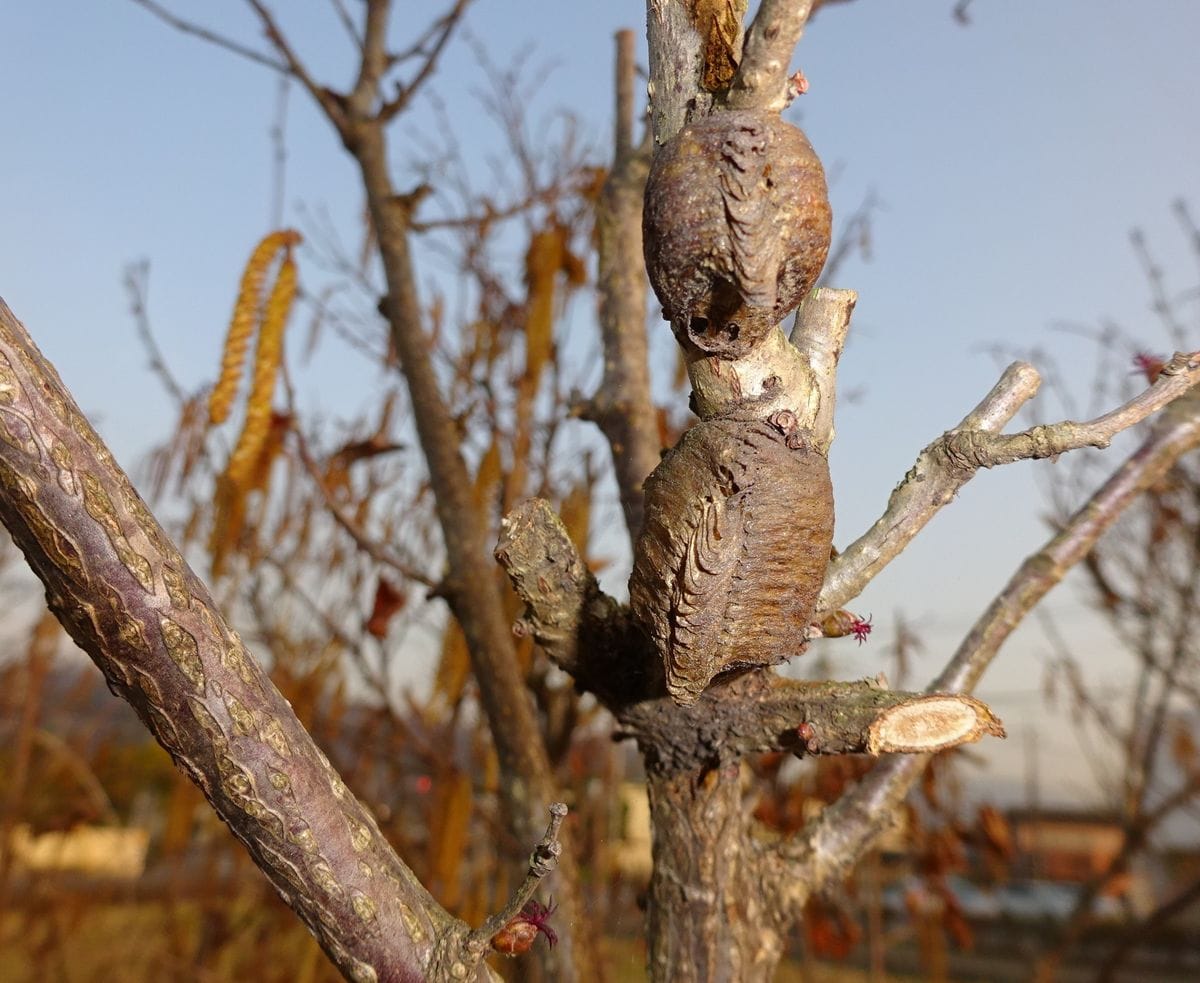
[226,250,296,489]
[208,229,301,425]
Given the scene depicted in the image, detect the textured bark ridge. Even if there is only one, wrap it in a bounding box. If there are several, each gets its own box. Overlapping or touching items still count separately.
[630,413,834,705]
[0,301,476,983]
[642,109,831,358]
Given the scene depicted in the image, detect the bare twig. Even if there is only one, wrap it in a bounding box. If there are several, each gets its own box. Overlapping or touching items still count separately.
[409,182,568,233]
[243,0,347,130]
[933,396,1200,695]
[790,287,856,452]
[281,370,439,589]
[781,385,1200,920]
[819,353,1200,615]
[820,189,880,286]
[328,0,364,54]
[465,802,568,954]
[380,0,474,122]
[123,262,186,407]
[727,0,815,112]
[819,360,1042,613]
[584,29,661,541]
[130,0,287,73]
[1132,227,1190,350]
[940,349,1200,468]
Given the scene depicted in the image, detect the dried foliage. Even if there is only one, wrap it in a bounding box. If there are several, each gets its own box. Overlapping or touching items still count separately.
[209,230,301,426]
[207,231,301,578]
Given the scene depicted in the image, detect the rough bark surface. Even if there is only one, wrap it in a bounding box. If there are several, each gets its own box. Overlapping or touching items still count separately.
[0,299,489,983]
[644,763,783,983]
[348,121,594,981]
[629,416,834,704]
[643,110,831,357]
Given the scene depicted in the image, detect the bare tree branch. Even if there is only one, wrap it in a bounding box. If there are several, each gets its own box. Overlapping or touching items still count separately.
[934,395,1200,694]
[380,0,474,122]
[780,386,1200,920]
[645,0,749,145]
[243,1,349,132]
[727,0,815,112]
[0,298,487,983]
[349,0,390,113]
[130,0,288,73]
[941,349,1200,468]
[465,802,567,956]
[124,262,186,407]
[790,287,856,453]
[329,0,365,55]
[288,410,439,590]
[819,352,1200,614]
[819,360,1041,613]
[581,29,661,541]
[496,499,1003,758]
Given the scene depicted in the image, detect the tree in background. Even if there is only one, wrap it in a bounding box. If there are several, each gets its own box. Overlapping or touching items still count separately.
[1019,204,1200,980]
[0,3,1198,982]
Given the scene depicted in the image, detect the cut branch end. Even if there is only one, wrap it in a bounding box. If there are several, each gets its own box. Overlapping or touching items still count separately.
[866,694,1005,754]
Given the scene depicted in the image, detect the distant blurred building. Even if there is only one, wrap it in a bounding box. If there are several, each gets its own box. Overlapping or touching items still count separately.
[1008,808,1124,883]
[1007,808,1154,916]
[8,822,149,879]
[610,781,652,880]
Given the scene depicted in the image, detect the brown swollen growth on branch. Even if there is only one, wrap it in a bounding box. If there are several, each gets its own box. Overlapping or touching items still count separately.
[629,412,835,705]
[635,28,833,705]
[643,110,831,357]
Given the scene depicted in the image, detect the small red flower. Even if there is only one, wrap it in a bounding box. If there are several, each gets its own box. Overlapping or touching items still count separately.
[492,898,558,956]
[1132,352,1166,384]
[850,614,873,645]
[815,609,873,644]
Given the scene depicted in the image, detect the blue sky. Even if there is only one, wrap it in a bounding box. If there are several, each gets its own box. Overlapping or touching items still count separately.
[1,1,1198,808]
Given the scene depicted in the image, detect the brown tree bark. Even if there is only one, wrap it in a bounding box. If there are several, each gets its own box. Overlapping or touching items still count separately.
[0,299,486,983]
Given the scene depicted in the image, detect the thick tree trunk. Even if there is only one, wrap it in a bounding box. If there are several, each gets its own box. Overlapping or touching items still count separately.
[645,762,783,981]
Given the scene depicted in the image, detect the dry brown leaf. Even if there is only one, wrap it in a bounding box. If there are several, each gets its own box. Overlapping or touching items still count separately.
[523,225,567,388]
[472,439,502,512]
[365,577,407,639]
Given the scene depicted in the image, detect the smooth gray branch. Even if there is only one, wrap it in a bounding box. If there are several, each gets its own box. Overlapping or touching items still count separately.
[821,351,1200,615]
[934,388,1200,694]
[818,361,1041,613]
[727,0,815,111]
[780,383,1200,920]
